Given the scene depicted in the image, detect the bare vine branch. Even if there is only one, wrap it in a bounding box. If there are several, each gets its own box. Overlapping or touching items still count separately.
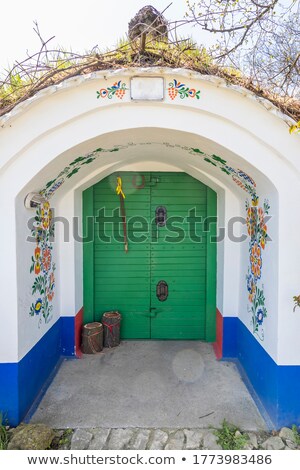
[186,0,300,97]
[0,4,299,122]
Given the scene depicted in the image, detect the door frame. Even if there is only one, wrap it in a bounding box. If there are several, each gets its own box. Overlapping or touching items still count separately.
[82,172,217,341]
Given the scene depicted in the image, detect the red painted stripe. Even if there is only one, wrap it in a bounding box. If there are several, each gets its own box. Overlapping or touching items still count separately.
[75,307,83,358]
[213,308,223,359]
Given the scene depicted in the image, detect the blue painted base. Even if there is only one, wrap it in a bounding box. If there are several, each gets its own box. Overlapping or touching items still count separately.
[1,314,300,428]
[61,316,76,356]
[223,317,300,429]
[0,316,76,426]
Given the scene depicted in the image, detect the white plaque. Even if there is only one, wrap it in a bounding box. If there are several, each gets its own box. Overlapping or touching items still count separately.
[130,77,164,101]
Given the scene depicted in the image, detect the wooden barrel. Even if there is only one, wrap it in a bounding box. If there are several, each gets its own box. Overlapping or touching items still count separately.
[81,322,103,354]
[102,311,121,348]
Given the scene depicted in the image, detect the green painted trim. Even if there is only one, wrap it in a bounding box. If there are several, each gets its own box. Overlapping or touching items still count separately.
[205,187,217,341]
[83,186,94,323]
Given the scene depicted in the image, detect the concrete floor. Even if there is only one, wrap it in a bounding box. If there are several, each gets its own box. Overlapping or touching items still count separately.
[31,342,266,431]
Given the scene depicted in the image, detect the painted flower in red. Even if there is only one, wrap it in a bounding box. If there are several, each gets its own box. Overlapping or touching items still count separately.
[249,280,256,303]
[42,248,52,273]
[246,207,257,238]
[99,88,108,98]
[47,289,54,302]
[188,88,196,98]
[250,242,262,280]
[258,207,264,226]
[47,272,55,301]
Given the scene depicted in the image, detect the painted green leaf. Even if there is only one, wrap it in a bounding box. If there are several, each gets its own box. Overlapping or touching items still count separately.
[70,156,85,165]
[212,154,227,164]
[66,168,80,178]
[204,158,217,166]
[81,158,95,165]
[45,179,56,188]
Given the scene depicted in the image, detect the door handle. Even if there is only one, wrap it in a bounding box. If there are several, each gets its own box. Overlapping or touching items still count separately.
[156,280,168,301]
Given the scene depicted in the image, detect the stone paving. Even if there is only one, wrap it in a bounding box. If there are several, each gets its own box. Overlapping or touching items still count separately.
[65,427,300,451]
[7,424,300,450]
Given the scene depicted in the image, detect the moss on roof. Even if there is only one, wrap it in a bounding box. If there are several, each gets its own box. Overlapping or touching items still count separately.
[0,40,299,123]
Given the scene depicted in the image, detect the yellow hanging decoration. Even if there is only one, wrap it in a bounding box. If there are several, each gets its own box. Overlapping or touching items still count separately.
[116,176,125,199]
[289,121,300,135]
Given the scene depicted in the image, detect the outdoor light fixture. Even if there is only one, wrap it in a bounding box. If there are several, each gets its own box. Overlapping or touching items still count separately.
[24,192,47,209]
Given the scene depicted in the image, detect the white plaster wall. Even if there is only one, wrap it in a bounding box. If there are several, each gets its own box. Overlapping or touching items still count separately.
[238,187,279,362]
[277,178,300,365]
[16,191,60,360]
[0,187,18,362]
[0,69,299,365]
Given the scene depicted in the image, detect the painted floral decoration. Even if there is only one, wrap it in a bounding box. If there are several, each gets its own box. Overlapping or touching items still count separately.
[246,198,270,339]
[34,298,43,315]
[34,246,41,275]
[42,143,259,201]
[97,81,128,100]
[168,79,201,100]
[250,243,262,280]
[256,308,264,325]
[29,202,55,324]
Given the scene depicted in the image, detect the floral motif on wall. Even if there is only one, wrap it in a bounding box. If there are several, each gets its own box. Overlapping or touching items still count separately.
[42,143,258,200]
[41,146,128,199]
[168,79,201,100]
[246,198,270,340]
[96,81,128,100]
[190,148,257,200]
[29,202,55,325]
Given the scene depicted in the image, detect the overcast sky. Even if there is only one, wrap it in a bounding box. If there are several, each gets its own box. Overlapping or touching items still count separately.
[0,0,209,72]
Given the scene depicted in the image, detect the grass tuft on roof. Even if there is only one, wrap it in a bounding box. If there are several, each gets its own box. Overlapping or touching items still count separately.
[0,38,299,123]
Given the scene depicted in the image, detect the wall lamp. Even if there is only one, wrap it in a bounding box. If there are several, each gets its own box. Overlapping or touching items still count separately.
[24,192,47,209]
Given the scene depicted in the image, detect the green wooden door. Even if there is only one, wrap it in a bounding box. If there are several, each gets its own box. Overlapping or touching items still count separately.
[83,172,216,340]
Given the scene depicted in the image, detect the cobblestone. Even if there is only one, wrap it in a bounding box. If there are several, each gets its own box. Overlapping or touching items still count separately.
[202,430,222,450]
[184,429,204,450]
[279,427,297,443]
[261,436,285,450]
[49,425,300,450]
[130,429,152,450]
[88,429,110,450]
[165,430,185,450]
[70,429,93,450]
[148,429,169,450]
[106,428,136,450]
